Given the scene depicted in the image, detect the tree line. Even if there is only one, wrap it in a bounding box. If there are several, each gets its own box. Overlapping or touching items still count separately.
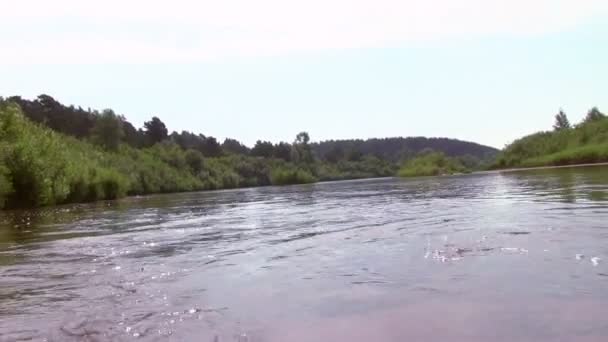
[0,94,499,208]
[5,95,498,161]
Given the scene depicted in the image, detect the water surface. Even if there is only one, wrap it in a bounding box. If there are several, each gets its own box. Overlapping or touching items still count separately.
[2,166,608,341]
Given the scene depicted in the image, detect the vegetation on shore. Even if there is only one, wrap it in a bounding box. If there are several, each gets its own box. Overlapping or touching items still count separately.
[4,94,603,209]
[0,94,497,209]
[0,102,322,208]
[398,151,470,177]
[493,107,608,168]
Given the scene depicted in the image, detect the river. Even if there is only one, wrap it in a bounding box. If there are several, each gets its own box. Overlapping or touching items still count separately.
[1,166,608,341]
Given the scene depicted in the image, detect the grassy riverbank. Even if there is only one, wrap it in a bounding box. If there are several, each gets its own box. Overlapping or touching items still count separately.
[0,103,316,208]
[493,109,608,169]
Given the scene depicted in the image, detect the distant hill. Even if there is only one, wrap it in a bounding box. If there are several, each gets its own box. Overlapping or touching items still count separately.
[312,137,498,163]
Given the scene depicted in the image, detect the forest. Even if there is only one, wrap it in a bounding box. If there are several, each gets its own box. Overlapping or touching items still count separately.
[0,95,498,208]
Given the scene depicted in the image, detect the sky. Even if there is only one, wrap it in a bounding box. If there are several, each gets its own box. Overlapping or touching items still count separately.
[1,0,608,149]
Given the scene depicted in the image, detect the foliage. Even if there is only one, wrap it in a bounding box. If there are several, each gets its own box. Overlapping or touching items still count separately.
[171,131,222,157]
[312,137,498,163]
[553,109,571,131]
[251,140,275,158]
[185,149,205,174]
[144,116,169,145]
[583,107,605,124]
[270,167,316,185]
[273,142,292,162]
[0,103,201,208]
[316,155,396,181]
[0,94,500,209]
[222,138,250,155]
[494,108,608,168]
[7,94,96,138]
[520,144,608,167]
[91,109,124,151]
[398,151,469,177]
[0,102,322,208]
[0,162,13,208]
[8,94,498,166]
[292,131,314,164]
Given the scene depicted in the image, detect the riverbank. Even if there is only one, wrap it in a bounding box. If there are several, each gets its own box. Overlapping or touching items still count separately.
[492,112,608,169]
[1,96,498,210]
[0,102,395,209]
[397,151,475,177]
[480,161,608,174]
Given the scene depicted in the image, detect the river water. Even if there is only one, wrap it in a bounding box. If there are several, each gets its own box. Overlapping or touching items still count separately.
[1,166,608,341]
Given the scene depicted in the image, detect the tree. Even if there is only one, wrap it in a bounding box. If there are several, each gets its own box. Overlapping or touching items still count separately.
[91,109,123,151]
[251,140,274,158]
[583,107,605,124]
[345,148,363,162]
[200,136,222,157]
[295,132,310,145]
[185,149,205,174]
[272,142,292,161]
[324,146,344,163]
[120,116,144,147]
[171,130,198,150]
[293,131,314,164]
[144,116,168,145]
[553,109,571,131]
[222,138,250,155]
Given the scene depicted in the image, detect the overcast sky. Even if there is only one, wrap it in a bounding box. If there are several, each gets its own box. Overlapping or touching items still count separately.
[1,0,607,148]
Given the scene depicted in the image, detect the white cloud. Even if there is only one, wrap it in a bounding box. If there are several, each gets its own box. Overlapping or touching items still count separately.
[1,0,607,64]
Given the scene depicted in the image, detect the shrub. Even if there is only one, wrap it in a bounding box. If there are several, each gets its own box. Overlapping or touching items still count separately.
[494,117,608,168]
[0,163,13,208]
[270,167,316,185]
[398,152,468,177]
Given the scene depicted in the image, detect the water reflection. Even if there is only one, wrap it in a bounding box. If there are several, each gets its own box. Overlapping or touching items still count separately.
[505,167,608,204]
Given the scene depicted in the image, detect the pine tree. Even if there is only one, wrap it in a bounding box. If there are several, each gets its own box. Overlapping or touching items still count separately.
[553,109,571,131]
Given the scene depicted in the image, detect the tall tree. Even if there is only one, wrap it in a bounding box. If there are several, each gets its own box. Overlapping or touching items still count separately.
[251,140,274,158]
[295,131,310,145]
[293,131,314,164]
[200,136,222,157]
[222,138,250,155]
[553,109,571,131]
[144,116,168,145]
[583,107,605,124]
[273,142,292,161]
[120,116,144,147]
[91,109,123,151]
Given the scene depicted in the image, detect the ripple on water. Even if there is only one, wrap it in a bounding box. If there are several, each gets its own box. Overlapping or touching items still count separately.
[2,172,608,341]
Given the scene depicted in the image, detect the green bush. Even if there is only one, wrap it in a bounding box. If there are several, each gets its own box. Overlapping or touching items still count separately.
[270,167,317,185]
[494,117,608,168]
[0,99,426,209]
[0,105,74,206]
[0,103,203,208]
[398,152,469,177]
[95,168,130,200]
[0,163,13,208]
